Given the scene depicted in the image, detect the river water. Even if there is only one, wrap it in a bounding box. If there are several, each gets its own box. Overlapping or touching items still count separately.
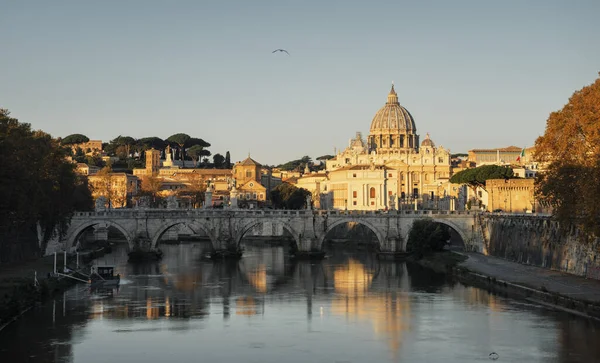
[1,242,599,363]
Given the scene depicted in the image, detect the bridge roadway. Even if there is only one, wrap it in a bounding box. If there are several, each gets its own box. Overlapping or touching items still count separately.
[61,208,485,256]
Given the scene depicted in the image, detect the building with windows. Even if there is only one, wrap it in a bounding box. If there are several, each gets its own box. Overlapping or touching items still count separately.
[299,85,453,210]
[233,156,267,207]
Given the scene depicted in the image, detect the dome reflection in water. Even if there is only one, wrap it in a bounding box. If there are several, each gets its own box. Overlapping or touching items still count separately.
[0,242,599,363]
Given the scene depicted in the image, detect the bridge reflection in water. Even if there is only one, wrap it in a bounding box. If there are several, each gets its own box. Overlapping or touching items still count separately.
[1,242,600,363]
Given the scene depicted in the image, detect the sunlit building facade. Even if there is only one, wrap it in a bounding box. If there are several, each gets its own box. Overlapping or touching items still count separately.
[299,85,453,210]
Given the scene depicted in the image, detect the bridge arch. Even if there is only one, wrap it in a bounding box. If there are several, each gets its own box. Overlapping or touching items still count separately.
[402,217,471,251]
[317,218,385,250]
[65,220,134,251]
[235,219,301,248]
[150,221,213,249]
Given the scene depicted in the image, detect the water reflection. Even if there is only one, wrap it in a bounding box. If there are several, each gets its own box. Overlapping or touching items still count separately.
[0,242,599,363]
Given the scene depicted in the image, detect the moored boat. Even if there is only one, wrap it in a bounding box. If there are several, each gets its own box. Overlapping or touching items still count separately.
[90,266,120,286]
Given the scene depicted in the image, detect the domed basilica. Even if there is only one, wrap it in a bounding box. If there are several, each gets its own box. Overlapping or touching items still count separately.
[298,84,452,210]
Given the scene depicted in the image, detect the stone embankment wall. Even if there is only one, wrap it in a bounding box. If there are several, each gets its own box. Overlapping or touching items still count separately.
[482,215,600,279]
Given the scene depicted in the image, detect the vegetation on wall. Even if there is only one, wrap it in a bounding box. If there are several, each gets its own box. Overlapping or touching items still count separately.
[0,109,94,263]
[534,74,600,237]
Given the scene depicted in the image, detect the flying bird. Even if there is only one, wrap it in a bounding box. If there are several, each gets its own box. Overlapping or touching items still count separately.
[272,49,290,55]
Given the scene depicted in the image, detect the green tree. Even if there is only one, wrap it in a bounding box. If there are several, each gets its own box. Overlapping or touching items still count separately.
[0,110,93,261]
[450,165,514,197]
[61,134,89,145]
[73,147,86,163]
[225,151,231,169]
[187,145,210,167]
[110,135,136,160]
[534,75,600,236]
[277,155,313,172]
[406,218,450,256]
[270,183,311,209]
[316,155,334,161]
[213,153,225,168]
[166,133,191,167]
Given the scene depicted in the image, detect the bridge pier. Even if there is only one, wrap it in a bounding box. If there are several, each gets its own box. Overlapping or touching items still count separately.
[291,236,326,260]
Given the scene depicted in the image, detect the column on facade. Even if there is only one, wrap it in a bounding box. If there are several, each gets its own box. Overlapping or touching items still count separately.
[420,170,424,199]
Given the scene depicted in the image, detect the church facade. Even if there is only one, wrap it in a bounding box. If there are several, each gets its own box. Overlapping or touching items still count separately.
[299,85,453,210]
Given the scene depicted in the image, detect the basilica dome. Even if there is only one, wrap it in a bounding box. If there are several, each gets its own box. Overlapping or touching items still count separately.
[369,85,416,133]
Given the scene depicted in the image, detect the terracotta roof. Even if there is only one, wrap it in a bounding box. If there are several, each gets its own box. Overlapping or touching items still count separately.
[238,157,262,167]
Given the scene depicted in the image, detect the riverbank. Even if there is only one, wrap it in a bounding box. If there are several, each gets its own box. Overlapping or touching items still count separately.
[453,252,600,320]
[409,251,467,273]
[0,254,93,330]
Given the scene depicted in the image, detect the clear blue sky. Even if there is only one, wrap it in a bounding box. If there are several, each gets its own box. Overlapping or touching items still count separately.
[1,0,599,165]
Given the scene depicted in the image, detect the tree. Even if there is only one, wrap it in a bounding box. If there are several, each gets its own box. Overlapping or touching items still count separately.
[316,155,334,161]
[534,75,600,236]
[450,165,514,197]
[93,166,116,208]
[270,183,311,209]
[167,133,190,167]
[187,145,210,167]
[213,153,225,168]
[73,147,86,163]
[110,135,136,160]
[225,151,231,169]
[140,174,163,207]
[406,218,450,256]
[177,173,205,208]
[0,109,93,262]
[61,134,89,145]
[277,156,313,172]
[136,137,166,160]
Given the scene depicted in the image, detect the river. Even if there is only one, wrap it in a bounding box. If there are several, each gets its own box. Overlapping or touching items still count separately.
[1,242,599,362]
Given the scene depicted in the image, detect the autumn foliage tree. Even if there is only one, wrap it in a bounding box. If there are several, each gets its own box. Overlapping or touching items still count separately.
[534,74,600,237]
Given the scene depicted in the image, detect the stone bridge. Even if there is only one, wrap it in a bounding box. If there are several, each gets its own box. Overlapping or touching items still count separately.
[59,209,484,256]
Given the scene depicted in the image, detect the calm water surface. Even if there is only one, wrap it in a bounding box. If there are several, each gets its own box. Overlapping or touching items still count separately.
[1,243,599,363]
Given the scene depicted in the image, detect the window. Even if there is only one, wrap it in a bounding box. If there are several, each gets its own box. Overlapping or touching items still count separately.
[353,173,357,178]
[388,173,392,177]
[246,170,252,178]
[353,201,357,206]
[371,201,375,206]
[353,191,357,198]
[370,187,376,198]
[438,157,443,163]
[388,191,393,196]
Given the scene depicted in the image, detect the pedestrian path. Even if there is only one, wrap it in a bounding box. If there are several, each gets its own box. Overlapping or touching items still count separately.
[460,253,600,304]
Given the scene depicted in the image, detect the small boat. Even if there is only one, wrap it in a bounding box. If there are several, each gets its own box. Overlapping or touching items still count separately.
[90,266,120,287]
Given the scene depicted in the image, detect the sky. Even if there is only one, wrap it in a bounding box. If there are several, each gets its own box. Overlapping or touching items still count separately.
[1,0,599,165]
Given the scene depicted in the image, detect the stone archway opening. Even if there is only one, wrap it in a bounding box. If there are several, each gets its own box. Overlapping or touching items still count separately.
[237,221,299,255]
[405,218,466,254]
[322,221,380,254]
[70,222,131,254]
[150,222,214,261]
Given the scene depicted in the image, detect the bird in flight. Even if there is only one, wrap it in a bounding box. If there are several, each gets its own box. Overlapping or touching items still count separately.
[272,49,290,55]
